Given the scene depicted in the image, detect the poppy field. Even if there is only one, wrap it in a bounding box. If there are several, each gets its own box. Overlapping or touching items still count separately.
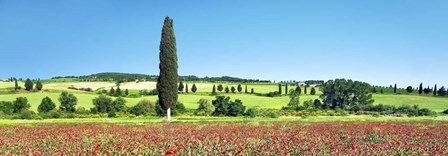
[1,122,447,155]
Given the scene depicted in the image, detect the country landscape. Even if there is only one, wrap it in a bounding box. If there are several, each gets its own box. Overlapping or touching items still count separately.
[1,1,448,155]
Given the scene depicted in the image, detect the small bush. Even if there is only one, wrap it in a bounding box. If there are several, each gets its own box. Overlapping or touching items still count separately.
[244,108,257,118]
[266,112,279,118]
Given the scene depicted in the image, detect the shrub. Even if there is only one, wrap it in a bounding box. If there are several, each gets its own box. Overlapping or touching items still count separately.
[266,112,279,118]
[18,110,36,119]
[13,97,31,113]
[266,91,281,97]
[129,99,155,116]
[244,108,257,118]
[155,101,186,116]
[139,89,158,96]
[212,96,246,116]
[59,92,77,112]
[194,99,214,116]
[0,101,14,115]
[92,95,113,113]
[443,109,448,115]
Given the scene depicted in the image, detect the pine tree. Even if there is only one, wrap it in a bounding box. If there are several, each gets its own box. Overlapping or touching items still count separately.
[278,84,282,95]
[157,16,179,121]
[418,83,423,95]
[394,84,397,94]
[191,83,197,93]
[185,83,189,93]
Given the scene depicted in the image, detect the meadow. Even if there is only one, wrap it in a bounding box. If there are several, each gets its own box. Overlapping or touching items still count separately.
[1,81,448,113]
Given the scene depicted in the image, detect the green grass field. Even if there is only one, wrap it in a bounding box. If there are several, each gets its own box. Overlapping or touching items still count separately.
[1,81,448,113]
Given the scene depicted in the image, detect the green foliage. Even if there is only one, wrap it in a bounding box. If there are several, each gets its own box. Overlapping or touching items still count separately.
[24,79,33,91]
[140,89,158,96]
[116,86,122,96]
[155,101,186,116]
[278,84,282,95]
[310,87,316,95]
[18,110,37,119]
[38,96,56,113]
[245,85,248,93]
[320,79,374,110]
[217,84,223,92]
[418,83,423,95]
[285,84,288,95]
[434,84,437,96]
[185,83,189,93]
[13,97,30,113]
[109,87,115,96]
[125,89,129,96]
[244,108,257,118]
[295,86,302,94]
[266,91,281,97]
[211,96,246,116]
[92,95,113,113]
[58,91,77,112]
[394,84,397,94]
[237,84,242,93]
[406,86,413,93]
[231,86,236,93]
[225,86,230,93]
[129,99,155,116]
[191,83,197,93]
[304,86,307,94]
[111,97,127,112]
[194,98,214,116]
[285,90,300,110]
[14,79,19,91]
[0,101,14,115]
[157,17,178,111]
[251,88,254,94]
[178,81,184,93]
[437,86,447,96]
[35,81,43,90]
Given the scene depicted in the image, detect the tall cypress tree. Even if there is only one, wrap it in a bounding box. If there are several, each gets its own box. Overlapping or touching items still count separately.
[278,84,282,95]
[418,83,423,95]
[185,83,189,93]
[178,81,184,93]
[212,85,216,94]
[237,84,242,93]
[304,86,307,94]
[156,16,178,121]
[191,83,197,93]
[14,78,18,91]
[285,84,288,95]
[434,84,437,96]
[245,85,248,93]
[394,84,397,94]
[24,78,33,91]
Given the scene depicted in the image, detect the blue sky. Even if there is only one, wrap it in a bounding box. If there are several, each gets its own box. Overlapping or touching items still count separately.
[0,0,447,87]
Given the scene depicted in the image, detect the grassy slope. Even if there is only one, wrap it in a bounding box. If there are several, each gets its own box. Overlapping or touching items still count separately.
[1,81,448,112]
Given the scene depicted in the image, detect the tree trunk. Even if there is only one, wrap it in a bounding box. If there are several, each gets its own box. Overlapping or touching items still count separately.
[167,108,171,121]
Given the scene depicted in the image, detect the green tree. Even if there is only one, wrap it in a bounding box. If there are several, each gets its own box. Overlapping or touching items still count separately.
[38,96,55,113]
[423,86,431,94]
[245,85,248,93]
[380,89,384,94]
[287,89,300,110]
[109,87,115,96]
[59,91,77,112]
[185,83,189,93]
[14,78,19,91]
[178,81,184,93]
[251,88,254,94]
[24,78,33,91]
[394,84,397,94]
[225,86,230,93]
[310,87,316,95]
[320,79,374,110]
[217,84,223,92]
[237,84,242,93]
[125,89,129,96]
[278,84,282,95]
[285,84,288,95]
[434,84,437,96]
[304,86,307,94]
[35,81,43,91]
[406,86,413,93]
[191,83,197,93]
[129,99,155,116]
[92,95,113,113]
[372,87,377,93]
[211,96,245,116]
[212,85,216,94]
[111,97,127,112]
[418,83,423,95]
[0,101,14,115]
[13,97,30,113]
[157,16,179,121]
[116,86,122,96]
[295,86,302,94]
[231,86,236,93]
[194,99,214,116]
[437,86,447,96]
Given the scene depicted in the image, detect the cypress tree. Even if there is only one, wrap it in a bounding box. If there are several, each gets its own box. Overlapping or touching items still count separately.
[212,85,216,94]
[109,87,115,96]
[191,83,197,93]
[225,86,230,93]
[231,86,236,93]
[125,89,129,96]
[116,86,122,96]
[310,87,316,95]
[285,84,288,95]
[14,78,18,91]
[295,86,302,94]
[418,83,423,95]
[36,81,43,90]
[251,88,254,94]
[178,81,184,93]
[237,84,242,93]
[304,86,307,94]
[278,84,282,95]
[245,85,248,93]
[434,84,437,96]
[394,84,397,94]
[380,89,384,94]
[185,83,189,93]
[157,16,179,121]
